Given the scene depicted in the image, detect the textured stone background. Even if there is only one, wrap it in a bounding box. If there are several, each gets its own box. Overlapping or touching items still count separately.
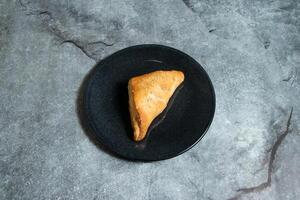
[1,0,300,199]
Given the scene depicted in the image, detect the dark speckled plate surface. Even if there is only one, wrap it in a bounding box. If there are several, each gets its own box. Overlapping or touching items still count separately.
[84,44,215,161]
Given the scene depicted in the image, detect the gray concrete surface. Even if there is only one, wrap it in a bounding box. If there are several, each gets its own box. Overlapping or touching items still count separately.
[1,0,300,199]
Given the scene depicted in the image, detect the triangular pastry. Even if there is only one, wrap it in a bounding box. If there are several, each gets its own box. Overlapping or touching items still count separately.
[128,70,184,141]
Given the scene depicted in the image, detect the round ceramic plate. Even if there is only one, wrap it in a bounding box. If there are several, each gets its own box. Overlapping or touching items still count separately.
[84,44,215,161]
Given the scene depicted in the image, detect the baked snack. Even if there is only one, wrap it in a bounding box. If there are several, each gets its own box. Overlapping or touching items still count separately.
[128,70,184,141]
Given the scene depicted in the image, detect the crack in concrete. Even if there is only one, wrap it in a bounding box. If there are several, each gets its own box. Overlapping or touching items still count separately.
[186,177,202,197]
[182,0,214,33]
[282,68,297,86]
[60,40,114,60]
[147,169,159,200]
[282,75,293,82]
[61,40,96,60]
[18,0,26,9]
[228,107,293,200]
[17,0,114,61]
[182,0,194,11]
[88,40,114,46]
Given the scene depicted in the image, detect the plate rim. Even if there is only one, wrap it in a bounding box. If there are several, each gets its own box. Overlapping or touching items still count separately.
[83,44,216,161]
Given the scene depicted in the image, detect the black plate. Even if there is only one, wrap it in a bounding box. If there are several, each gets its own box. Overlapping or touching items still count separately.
[84,44,215,161]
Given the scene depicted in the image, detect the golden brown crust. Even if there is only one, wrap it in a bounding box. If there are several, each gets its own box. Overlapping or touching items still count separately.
[128,70,184,141]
